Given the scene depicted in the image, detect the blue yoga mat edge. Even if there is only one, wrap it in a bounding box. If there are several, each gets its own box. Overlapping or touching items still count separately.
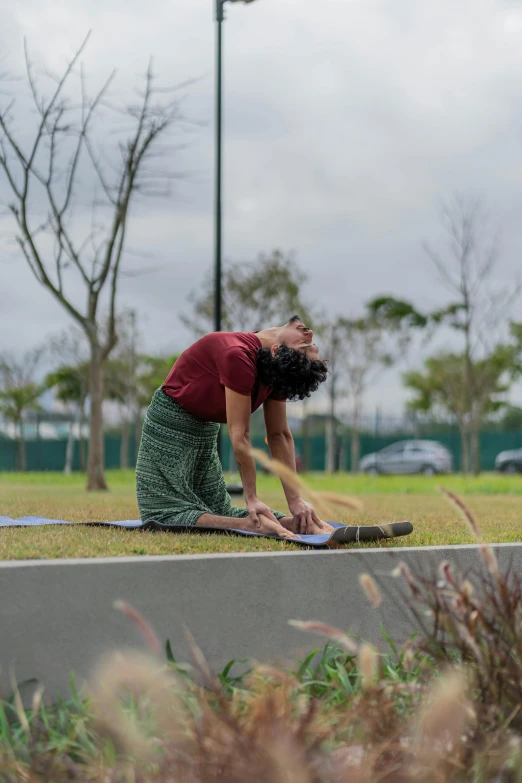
[0,516,348,547]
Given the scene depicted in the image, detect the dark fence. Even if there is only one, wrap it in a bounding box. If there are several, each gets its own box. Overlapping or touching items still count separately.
[0,436,138,473]
[1,430,522,472]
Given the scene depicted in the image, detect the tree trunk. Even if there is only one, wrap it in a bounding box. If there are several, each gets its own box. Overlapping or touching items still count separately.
[87,347,108,491]
[325,418,336,472]
[350,404,361,473]
[326,375,337,473]
[134,409,143,464]
[302,399,311,472]
[120,416,129,470]
[64,421,74,475]
[459,425,470,474]
[17,418,26,472]
[338,435,345,472]
[79,398,86,472]
[351,428,361,474]
[471,422,480,476]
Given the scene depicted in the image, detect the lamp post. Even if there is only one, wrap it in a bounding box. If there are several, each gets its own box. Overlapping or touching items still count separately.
[214,0,257,462]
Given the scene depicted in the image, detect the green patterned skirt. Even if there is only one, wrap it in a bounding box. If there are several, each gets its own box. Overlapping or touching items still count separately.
[136,389,285,527]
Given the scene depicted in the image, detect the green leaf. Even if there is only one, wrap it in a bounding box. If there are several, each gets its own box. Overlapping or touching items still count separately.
[0,703,10,740]
[334,661,353,692]
[165,638,176,663]
[296,649,319,679]
[380,626,398,656]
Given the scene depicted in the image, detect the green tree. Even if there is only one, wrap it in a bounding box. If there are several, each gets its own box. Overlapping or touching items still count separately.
[45,362,89,472]
[47,314,148,471]
[0,387,43,471]
[500,406,522,432]
[47,322,134,467]
[137,354,180,409]
[181,250,316,336]
[46,357,133,472]
[0,351,43,471]
[367,297,429,332]
[404,347,516,471]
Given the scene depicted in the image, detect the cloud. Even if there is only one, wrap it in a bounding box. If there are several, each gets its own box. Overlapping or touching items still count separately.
[1,0,522,413]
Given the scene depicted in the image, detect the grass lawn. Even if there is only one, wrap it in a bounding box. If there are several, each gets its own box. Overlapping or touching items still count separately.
[0,470,521,559]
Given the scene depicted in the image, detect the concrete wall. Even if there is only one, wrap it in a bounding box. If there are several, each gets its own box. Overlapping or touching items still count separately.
[1,542,520,702]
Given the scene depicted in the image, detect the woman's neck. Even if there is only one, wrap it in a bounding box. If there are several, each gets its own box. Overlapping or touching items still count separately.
[255,326,281,349]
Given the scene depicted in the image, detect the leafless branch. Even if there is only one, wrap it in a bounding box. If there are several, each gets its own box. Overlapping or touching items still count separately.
[0,347,44,390]
[23,33,91,175]
[0,36,191,485]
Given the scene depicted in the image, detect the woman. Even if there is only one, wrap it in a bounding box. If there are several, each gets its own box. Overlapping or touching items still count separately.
[136,316,330,538]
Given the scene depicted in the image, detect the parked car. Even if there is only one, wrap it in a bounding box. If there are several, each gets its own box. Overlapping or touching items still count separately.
[360,440,453,476]
[495,448,522,473]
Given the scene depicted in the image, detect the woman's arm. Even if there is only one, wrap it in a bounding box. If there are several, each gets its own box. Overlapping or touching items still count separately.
[225,387,279,527]
[263,398,326,533]
[263,398,301,505]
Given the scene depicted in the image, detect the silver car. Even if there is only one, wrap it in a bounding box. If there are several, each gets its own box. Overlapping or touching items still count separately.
[495,448,522,473]
[360,440,453,476]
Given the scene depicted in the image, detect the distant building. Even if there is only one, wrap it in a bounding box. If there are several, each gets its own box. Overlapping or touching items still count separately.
[0,410,88,441]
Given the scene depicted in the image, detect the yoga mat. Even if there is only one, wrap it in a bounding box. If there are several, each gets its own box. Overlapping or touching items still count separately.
[0,517,413,548]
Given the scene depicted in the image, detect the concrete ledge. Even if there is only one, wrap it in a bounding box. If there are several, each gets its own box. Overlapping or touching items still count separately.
[1,543,520,701]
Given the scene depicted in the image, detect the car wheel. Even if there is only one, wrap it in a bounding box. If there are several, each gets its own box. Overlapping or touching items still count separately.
[501,463,520,474]
[366,466,379,477]
[421,465,436,477]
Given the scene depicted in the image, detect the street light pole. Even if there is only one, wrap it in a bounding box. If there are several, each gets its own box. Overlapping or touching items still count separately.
[214,0,257,464]
[215,0,225,461]
[214,0,224,338]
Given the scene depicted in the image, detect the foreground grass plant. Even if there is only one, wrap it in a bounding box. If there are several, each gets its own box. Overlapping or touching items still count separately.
[1,491,522,780]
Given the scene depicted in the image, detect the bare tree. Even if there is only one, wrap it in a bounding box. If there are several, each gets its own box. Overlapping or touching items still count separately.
[323,325,342,472]
[0,348,44,471]
[424,194,518,474]
[0,35,188,489]
[337,318,394,473]
[322,314,402,473]
[108,308,142,469]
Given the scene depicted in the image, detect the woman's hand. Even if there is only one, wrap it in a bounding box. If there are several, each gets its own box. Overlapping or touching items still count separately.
[245,497,279,528]
[287,498,333,535]
[244,500,297,538]
[246,514,298,539]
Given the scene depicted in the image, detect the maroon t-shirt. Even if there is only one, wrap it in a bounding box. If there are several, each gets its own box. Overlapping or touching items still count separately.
[163,332,283,423]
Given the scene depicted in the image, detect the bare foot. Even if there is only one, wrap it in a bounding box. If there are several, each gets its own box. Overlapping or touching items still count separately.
[280,517,334,536]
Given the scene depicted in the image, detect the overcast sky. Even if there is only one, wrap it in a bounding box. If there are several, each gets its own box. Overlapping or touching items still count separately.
[2,0,522,416]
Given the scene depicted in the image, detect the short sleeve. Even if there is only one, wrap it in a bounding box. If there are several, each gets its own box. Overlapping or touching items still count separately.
[218,346,257,396]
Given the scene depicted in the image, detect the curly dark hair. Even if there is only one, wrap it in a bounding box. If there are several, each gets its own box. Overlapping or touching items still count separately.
[256,345,328,401]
